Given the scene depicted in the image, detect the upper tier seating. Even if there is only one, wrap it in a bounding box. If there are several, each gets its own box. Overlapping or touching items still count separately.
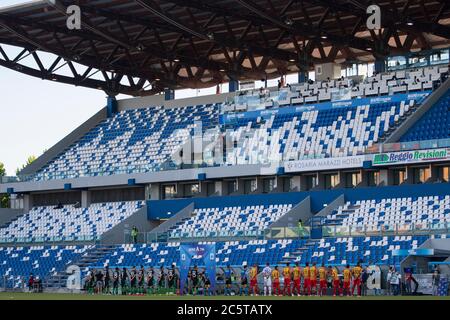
[0,245,91,288]
[225,100,414,164]
[35,104,219,180]
[168,204,293,238]
[225,65,448,111]
[29,66,446,181]
[0,201,144,242]
[325,196,450,230]
[400,89,450,142]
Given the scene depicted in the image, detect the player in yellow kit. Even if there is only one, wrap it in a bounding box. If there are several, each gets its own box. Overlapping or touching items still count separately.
[330,266,341,296]
[302,262,310,296]
[352,262,363,296]
[272,266,281,296]
[292,262,302,296]
[342,264,352,296]
[282,263,292,296]
[249,264,259,296]
[309,262,318,296]
[318,263,328,296]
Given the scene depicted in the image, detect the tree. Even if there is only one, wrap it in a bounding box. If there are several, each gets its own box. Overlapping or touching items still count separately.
[16,155,37,176]
[0,162,5,177]
[0,161,9,208]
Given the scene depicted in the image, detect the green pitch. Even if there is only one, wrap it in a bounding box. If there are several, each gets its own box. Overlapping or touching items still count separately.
[0,292,448,300]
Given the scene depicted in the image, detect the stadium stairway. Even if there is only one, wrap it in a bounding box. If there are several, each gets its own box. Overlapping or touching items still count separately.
[45,245,116,290]
[377,102,419,143]
[323,203,361,226]
[0,209,25,229]
[279,239,320,265]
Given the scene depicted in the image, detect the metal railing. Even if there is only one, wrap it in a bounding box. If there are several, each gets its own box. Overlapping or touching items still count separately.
[368,137,450,155]
[125,227,311,244]
[264,226,311,239]
[322,222,450,238]
[0,235,100,245]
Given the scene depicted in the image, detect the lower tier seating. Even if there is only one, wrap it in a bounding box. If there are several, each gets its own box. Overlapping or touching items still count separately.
[0,201,145,242]
[168,204,293,238]
[1,235,447,288]
[0,245,92,288]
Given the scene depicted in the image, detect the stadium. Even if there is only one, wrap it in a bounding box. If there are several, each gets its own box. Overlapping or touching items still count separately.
[0,0,449,301]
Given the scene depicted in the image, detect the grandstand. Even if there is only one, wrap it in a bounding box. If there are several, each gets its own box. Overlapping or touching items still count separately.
[0,0,450,299]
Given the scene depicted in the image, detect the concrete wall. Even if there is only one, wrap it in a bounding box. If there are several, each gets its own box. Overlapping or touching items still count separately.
[1,164,265,194]
[147,203,195,236]
[117,91,236,111]
[313,194,345,218]
[267,197,312,229]
[146,182,450,221]
[0,208,24,227]
[19,107,107,175]
[100,205,155,244]
[147,192,308,220]
[385,78,450,143]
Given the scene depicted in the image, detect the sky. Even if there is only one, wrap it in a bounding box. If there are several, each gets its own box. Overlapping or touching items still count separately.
[0,0,105,175]
[0,0,290,176]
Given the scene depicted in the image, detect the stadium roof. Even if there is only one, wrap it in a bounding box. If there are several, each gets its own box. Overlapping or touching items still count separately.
[0,0,449,96]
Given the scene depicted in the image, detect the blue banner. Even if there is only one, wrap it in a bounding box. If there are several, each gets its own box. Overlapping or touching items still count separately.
[220,91,431,125]
[180,244,216,295]
[392,248,434,256]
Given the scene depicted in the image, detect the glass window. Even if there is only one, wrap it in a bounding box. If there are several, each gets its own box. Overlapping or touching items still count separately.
[415,167,430,184]
[324,173,339,189]
[163,185,176,199]
[368,171,380,186]
[393,169,406,185]
[244,179,257,194]
[227,180,237,194]
[442,167,449,182]
[305,175,318,190]
[263,178,275,193]
[346,172,361,187]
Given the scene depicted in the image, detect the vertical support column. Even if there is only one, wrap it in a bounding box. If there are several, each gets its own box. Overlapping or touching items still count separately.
[405,167,414,184]
[374,58,386,74]
[291,175,301,191]
[81,190,91,208]
[149,183,160,200]
[198,181,208,197]
[229,79,239,92]
[379,169,389,186]
[359,169,368,187]
[255,176,264,193]
[298,71,307,84]
[274,176,283,192]
[23,194,33,212]
[430,165,440,183]
[164,88,175,101]
[237,179,245,195]
[318,173,326,190]
[176,183,184,198]
[144,184,151,200]
[214,181,224,196]
[106,96,117,118]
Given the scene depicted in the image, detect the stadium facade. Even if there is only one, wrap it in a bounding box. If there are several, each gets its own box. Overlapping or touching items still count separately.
[0,0,449,297]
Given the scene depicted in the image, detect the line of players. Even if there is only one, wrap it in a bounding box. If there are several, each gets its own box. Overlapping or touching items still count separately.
[84,265,179,295]
[85,261,364,296]
[225,261,364,297]
[84,264,213,295]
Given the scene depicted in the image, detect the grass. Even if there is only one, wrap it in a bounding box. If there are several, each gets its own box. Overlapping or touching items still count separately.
[0,292,448,300]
